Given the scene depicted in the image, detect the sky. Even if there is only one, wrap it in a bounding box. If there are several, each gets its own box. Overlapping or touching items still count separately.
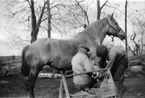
[0,0,145,56]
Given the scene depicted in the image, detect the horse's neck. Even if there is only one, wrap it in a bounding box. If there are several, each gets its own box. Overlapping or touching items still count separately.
[76,19,108,45]
[92,19,109,43]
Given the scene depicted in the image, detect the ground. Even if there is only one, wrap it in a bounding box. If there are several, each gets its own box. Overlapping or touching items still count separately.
[0,73,145,98]
[0,55,145,98]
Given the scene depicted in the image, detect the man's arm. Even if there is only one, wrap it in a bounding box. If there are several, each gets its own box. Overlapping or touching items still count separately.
[83,55,94,71]
[83,55,94,76]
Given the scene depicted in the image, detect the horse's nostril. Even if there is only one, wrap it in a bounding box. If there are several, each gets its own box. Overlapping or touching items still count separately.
[120,35,125,40]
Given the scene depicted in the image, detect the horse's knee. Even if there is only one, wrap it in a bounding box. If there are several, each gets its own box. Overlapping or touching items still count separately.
[25,80,29,91]
[25,72,37,90]
[117,86,126,98]
[115,81,126,98]
[24,74,36,98]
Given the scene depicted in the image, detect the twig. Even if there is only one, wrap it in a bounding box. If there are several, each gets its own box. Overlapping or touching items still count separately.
[26,0,31,8]
[75,0,89,25]
[51,22,64,39]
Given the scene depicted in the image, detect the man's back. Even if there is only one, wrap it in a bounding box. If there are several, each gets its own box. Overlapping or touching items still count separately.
[71,52,93,85]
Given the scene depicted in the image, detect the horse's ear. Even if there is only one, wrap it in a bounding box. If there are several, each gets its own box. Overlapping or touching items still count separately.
[111,12,114,18]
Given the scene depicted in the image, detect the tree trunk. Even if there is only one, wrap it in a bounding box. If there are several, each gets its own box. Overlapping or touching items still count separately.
[47,0,51,38]
[97,0,101,20]
[31,30,38,43]
[30,0,47,43]
[30,0,37,43]
[96,0,108,20]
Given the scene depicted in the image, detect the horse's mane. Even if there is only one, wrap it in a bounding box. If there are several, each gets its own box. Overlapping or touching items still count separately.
[76,17,108,38]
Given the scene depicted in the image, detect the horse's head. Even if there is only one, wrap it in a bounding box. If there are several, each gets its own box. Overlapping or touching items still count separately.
[107,13,126,40]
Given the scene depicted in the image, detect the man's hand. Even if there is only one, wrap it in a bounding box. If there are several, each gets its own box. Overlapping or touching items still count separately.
[98,71,105,79]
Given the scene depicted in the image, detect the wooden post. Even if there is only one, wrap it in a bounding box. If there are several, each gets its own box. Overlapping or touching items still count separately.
[125,0,128,57]
[65,68,109,78]
[62,74,70,98]
[59,71,70,98]
[59,79,64,98]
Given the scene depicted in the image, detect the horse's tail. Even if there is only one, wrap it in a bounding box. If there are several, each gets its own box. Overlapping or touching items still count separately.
[21,45,30,77]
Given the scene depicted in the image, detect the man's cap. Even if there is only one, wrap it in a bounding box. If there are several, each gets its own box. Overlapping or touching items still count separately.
[96,45,108,57]
[79,45,90,52]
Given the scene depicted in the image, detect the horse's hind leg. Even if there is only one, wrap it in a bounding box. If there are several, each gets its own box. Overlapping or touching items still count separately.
[25,62,43,98]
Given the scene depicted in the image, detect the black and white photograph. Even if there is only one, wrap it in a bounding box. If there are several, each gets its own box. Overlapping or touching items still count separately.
[0,0,145,98]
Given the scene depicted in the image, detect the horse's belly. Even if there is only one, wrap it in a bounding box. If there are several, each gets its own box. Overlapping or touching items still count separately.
[50,57,72,70]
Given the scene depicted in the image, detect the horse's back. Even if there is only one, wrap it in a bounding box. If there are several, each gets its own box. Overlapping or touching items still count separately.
[25,38,79,69]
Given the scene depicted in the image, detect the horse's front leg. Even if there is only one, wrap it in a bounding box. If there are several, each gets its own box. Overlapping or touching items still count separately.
[25,64,43,98]
[116,76,126,98]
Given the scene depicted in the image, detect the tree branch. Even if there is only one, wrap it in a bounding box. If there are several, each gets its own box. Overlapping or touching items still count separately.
[50,4,65,9]
[51,21,64,39]
[106,4,125,14]
[100,0,108,10]
[37,1,47,29]
[128,45,136,56]
[72,13,84,27]
[75,0,89,25]
[26,0,31,8]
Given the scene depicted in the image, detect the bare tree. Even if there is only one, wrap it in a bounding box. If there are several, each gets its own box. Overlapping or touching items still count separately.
[50,0,89,38]
[27,0,47,43]
[126,3,145,56]
[96,0,108,20]
[5,0,48,43]
[54,0,108,33]
[135,18,145,53]
[75,0,89,26]
[129,32,140,55]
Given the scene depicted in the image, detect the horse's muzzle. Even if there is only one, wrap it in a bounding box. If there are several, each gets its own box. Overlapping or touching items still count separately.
[118,29,126,40]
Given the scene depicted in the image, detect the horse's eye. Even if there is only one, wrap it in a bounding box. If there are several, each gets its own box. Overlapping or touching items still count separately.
[114,21,117,25]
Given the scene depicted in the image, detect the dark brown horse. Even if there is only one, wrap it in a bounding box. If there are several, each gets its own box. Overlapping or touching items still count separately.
[21,14,126,98]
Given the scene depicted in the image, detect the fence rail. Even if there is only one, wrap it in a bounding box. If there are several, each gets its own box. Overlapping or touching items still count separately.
[1,60,21,65]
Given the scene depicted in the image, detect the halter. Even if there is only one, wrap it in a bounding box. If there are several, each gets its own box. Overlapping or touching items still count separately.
[107,17,121,35]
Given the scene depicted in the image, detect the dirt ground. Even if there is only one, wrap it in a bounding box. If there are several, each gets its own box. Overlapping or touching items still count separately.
[0,75,77,98]
[0,73,145,98]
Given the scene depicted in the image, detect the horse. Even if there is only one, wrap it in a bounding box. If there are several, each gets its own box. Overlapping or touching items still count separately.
[21,13,126,98]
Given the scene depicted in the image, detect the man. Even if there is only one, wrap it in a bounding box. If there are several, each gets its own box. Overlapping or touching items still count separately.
[96,45,128,81]
[96,45,128,98]
[71,45,95,91]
